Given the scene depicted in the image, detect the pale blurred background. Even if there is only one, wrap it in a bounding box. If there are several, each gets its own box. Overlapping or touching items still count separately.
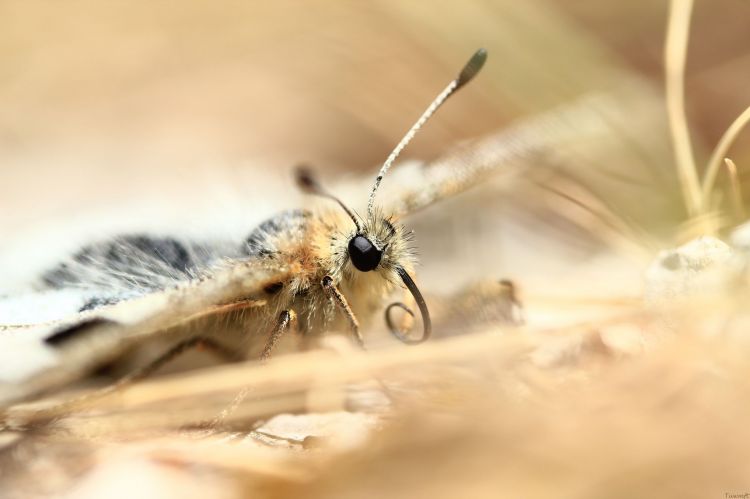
[2,0,750,281]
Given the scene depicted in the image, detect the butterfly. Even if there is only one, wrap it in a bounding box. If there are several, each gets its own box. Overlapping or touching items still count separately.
[0,49,506,415]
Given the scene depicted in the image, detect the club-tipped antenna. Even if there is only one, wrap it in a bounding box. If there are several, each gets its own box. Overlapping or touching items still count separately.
[366,48,488,218]
[295,166,362,232]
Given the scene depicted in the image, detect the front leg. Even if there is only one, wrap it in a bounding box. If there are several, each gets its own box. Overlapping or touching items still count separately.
[5,335,236,430]
[260,310,297,362]
[321,275,364,348]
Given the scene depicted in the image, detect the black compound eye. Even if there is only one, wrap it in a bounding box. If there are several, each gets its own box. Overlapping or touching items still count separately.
[348,235,382,272]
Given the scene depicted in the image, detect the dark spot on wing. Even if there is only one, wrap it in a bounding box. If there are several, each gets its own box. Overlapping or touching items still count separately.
[44,317,117,347]
[79,295,123,312]
[40,262,76,288]
[263,282,284,295]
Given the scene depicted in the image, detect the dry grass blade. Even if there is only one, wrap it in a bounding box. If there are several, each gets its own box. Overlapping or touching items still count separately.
[6,295,750,498]
[701,106,750,207]
[665,0,702,217]
[724,157,745,221]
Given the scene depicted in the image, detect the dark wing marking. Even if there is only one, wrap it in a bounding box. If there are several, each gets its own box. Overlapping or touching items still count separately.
[40,235,214,292]
[36,211,310,314]
[44,318,118,346]
[79,295,123,312]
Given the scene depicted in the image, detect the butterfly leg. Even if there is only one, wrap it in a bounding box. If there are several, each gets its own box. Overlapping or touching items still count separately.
[321,275,364,348]
[203,313,297,432]
[111,336,239,390]
[259,310,297,362]
[194,337,246,362]
[7,335,235,428]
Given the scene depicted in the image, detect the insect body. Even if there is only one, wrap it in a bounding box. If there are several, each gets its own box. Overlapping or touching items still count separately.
[0,49,488,406]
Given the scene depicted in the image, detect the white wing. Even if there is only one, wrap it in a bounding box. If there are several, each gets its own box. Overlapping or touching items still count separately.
[0,261,289,406]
